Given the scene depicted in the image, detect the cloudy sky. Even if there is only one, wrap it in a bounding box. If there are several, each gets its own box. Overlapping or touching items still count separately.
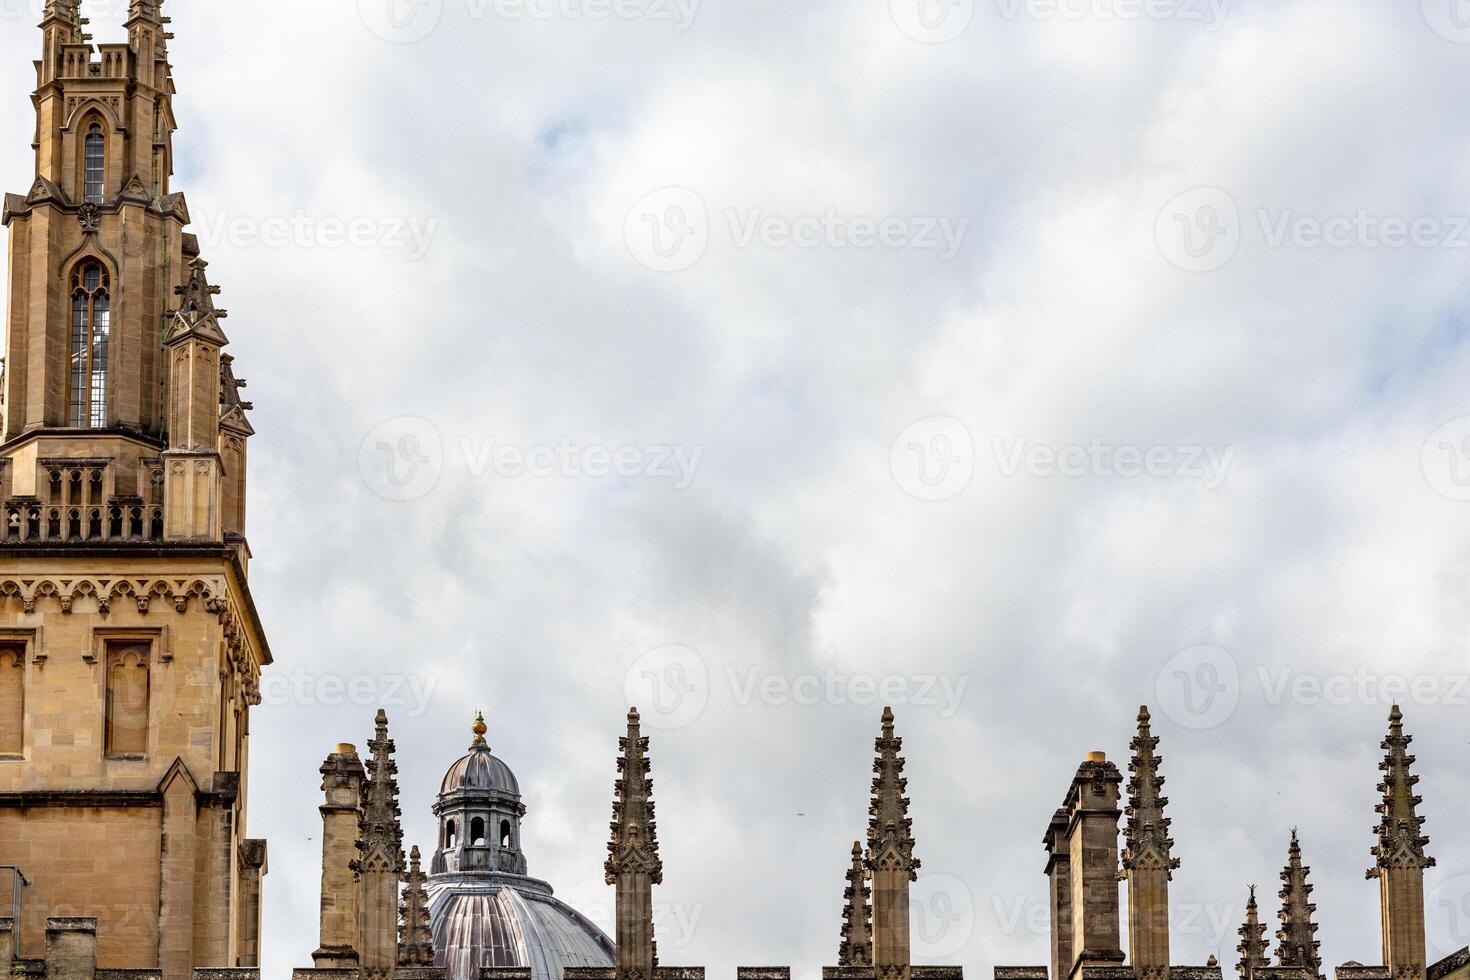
[6,0,1470,974]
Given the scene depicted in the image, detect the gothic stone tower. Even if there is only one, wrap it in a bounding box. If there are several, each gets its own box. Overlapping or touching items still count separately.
[0,2,270,974]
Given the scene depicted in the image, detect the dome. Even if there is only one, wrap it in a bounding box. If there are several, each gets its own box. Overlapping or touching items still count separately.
[429,873,614,980]
[440,745,520,797]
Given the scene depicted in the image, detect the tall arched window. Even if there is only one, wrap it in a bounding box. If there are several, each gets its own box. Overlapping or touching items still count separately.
[84,123,105,204]
[69,263,110,428]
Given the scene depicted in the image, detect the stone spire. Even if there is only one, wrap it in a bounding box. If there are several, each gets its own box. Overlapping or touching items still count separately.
[398,845,435,968]
[839,841,873,967]
[1236,886,1269,980]
[357,709,405,980]
[1276,832,1323,980]
[606,707,663,979]
[1121,706,1178,979]
[1368,705,1433,980]
[866,707,919,980]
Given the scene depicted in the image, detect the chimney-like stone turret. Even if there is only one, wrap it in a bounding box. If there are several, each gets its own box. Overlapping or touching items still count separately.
[1045,807,1075,980]
[1062,751,1125,978]
[313,744,365,970]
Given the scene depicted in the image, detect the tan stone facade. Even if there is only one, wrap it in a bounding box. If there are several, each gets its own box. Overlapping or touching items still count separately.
[0,2,269,976]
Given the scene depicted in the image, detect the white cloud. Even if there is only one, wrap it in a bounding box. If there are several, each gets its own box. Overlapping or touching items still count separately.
[3,0,1470,973]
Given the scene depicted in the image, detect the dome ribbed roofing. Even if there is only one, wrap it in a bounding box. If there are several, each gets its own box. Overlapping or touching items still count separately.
[440,712,520,797]
[429,874,614,980]
[440,744,520,797]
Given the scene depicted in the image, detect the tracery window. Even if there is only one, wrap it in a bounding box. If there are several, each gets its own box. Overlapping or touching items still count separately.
[68,263,110,428]
[84,123,105,204]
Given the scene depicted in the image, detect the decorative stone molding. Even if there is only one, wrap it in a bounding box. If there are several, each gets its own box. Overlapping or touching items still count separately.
[1335,968,1391,980]
[0,574,263,703]
[1428,951,1470,980]
[911,969,964,980]
[825,969,877,980]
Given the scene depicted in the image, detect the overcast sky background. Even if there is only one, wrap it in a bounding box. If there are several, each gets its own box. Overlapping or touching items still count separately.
[6,0,1470,974]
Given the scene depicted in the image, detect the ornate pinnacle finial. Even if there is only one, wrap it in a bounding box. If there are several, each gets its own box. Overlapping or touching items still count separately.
[42,0,80,22]
[397,845,434,967]
[839,841,873,967]
[173,257,226,321]
[1368,704,1434,879]
[1122,705,1180,877]
[359,709,404,875]
[866,706,919,880]
[1277,832,1323,980]
[40,1,84,45]
[471,710,489,748]
[1237,885,1269,980]
[607,707,662,977]
[606,707,663,884]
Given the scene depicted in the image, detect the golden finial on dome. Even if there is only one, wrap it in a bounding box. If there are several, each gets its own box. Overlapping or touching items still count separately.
[471,710,488,747]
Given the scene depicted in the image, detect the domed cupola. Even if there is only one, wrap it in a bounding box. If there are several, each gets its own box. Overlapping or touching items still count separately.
[426,712,615,980]
[432,712,528,876]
